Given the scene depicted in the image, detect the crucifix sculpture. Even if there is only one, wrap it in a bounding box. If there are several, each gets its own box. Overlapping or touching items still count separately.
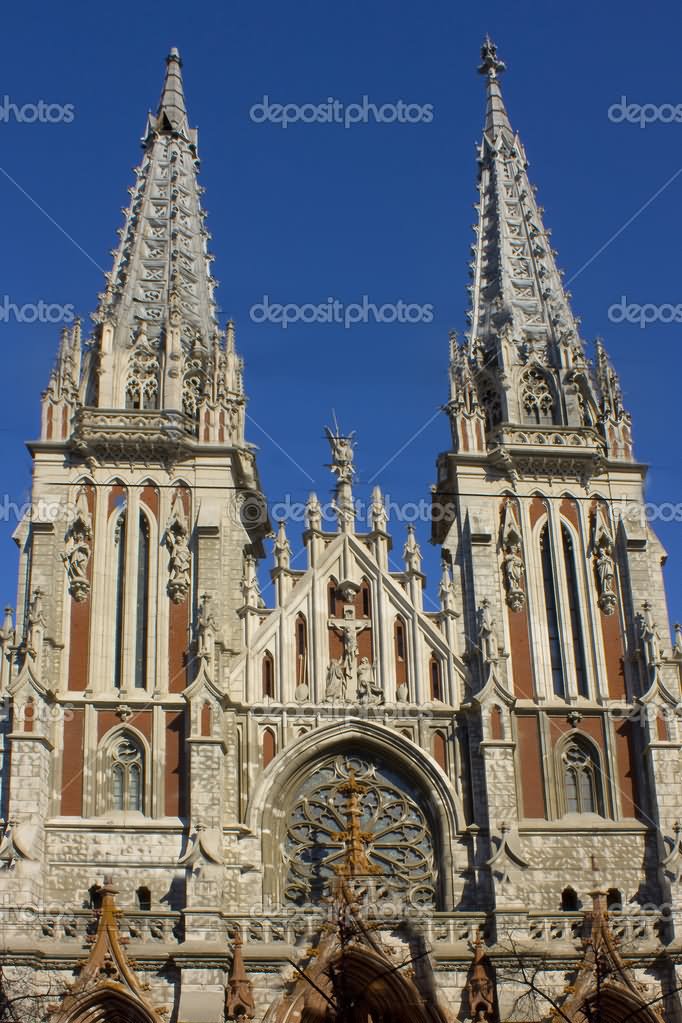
[328,605,371,698]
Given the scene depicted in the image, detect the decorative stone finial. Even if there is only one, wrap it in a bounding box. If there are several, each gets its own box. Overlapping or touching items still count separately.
[478,36,506,78]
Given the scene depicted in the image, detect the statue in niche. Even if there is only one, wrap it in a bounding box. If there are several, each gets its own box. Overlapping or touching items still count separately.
[396,681,409,703]
[325,659,346,701]
[196,594,216,670]
[62,489,93,602]
[478,599,498,666]
[500,502,526,612]
[640,601,662,679]
[165,493,191,603]
[595,542,617,615]
[357,658,383,706]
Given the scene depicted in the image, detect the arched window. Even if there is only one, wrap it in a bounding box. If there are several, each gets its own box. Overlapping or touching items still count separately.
[134,513,150,689]
[429,655,442,701]
[328,579,338,617]
[295,614,308,686]
[262,651,275,698]
[360,579,371,618]
[394,617,408,688]
[113,508,127,690]
[201,702,212,737]
[110,734,144,812]
[540,526,564,697]
[562,526,588,697]
[521,367,555,425]
[433,731,447,771]
[561,738,601,816]
[136,886,152,911]
[262,728,276,767]
[561,886,579,911]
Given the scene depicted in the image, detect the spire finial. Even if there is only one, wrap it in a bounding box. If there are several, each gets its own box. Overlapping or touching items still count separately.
[478,36,506,79]
[156,45,189,134]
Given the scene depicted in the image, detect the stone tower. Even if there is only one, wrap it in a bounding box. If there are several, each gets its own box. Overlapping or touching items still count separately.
[0,39,679,1023]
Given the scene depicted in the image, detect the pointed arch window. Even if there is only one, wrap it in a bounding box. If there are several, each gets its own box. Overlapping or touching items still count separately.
[113,509,127,690]
[560,738,601,815]
[562,526,588,697]
[429,655,442,701]
[113,503,152,691]
[540,526,564,697]
[111,735,144,812]
[522,368,555,426]
[394,616,408,689]
[295,614,308,687]
[134,513,150,689]
[262,651,275,698]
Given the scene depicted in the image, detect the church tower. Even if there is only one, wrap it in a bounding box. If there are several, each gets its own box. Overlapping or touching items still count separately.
[433,35,682,998]
[0,46,268,981]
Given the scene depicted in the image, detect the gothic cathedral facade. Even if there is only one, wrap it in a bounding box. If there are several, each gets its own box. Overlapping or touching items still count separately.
[0,39,680,1023]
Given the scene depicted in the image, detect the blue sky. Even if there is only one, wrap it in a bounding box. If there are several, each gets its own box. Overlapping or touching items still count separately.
[1,0,681,626]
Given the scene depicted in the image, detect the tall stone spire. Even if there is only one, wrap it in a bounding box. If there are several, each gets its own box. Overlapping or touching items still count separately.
[445,39,631,465]
[469,36,581,363]
[40,49,253,460]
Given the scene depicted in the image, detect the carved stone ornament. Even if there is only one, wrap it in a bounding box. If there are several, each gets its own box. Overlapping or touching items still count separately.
[592,506,617,615]
[62,487,93,602]
[500,501,525,612]
[165,491,191,603]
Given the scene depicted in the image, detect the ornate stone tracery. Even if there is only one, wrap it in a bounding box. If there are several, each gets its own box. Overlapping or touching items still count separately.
[520,366,555,425]
[282,754,436,910]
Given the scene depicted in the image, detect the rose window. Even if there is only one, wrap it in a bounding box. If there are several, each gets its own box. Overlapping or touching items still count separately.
[283,754,436,909]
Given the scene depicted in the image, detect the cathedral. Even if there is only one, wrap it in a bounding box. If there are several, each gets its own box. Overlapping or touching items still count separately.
[1,36,681,1023]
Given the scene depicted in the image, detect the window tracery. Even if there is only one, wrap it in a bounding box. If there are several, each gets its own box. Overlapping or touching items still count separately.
[521,367,555,425]
[283,754,437,910]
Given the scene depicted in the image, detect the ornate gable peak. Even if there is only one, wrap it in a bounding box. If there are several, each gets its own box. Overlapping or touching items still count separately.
[52,880,166,1023]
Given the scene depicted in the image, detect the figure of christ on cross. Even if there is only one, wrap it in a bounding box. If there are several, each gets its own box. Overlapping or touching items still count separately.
[328,606,371,699]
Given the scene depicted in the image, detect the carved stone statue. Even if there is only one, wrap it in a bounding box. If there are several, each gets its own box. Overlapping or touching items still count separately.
[502,543,525,612]
[396,681,409,703]
[369,486,388,532]
[595,542,617,615]
[478,599,498,666]
[62,488,93,602]
[305,492,322,532]
[501,502,525,612]
[325,425,355,484]
[25,589,46,663]
[165,492,191,604]
[640,601,662,679]
[196,593,216,670]
[357,658,383,706]
[325,659,346,701]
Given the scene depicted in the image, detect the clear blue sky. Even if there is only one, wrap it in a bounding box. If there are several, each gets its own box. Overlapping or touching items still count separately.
[1,0,681,626]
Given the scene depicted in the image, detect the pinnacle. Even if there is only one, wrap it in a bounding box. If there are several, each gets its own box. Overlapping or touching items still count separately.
[156,45,189,134]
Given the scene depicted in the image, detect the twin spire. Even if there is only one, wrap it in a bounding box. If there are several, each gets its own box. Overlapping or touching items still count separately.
[40,43,632,469]
[446,37,632,464]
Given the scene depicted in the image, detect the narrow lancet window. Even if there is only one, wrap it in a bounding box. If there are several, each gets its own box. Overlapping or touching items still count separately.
[540,526,564,697]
